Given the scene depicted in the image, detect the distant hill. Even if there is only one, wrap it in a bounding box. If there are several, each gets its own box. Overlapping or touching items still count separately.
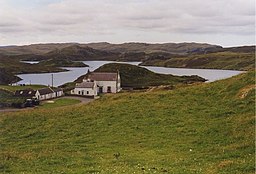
[86,42,223,54]
[0,42,254,85]
[75,63,206,89]
[141,51,255,71]
[0,42,222,56]
[43,45,119,61]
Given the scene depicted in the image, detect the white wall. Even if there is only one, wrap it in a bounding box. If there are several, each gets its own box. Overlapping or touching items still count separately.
[71,87,97,96]
[96,81,118,93]
[35,91,58,101]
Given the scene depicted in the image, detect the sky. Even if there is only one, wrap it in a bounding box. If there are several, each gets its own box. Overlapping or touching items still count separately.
[0,0,255,47]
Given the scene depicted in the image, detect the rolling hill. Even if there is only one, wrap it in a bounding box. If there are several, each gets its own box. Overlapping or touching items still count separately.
[0,42,254,85]
[141,51,255,71]
[74,63,206,89]
[0,71,254,173]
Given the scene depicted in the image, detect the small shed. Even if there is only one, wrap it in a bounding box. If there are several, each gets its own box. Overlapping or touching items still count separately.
[53,88,64,98]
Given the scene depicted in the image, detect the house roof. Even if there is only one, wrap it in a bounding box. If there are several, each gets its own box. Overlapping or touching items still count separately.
[76,82,95,88]
[87,72,118,81]
[38,87,54,95]
[53,88,63,92]
[14,89,36,97]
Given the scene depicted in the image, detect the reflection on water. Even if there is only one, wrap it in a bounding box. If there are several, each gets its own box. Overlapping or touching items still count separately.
[15,61,243,87]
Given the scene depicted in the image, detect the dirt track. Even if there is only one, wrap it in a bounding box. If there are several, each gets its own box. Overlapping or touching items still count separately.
[0,96,94,113]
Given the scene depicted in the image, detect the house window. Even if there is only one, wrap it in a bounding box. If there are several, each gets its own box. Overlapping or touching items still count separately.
[78,91,81,95]
[107,86,111,93]
[87,91,89,94]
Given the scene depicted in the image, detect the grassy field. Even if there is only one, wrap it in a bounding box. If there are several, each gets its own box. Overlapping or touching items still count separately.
[0,85,47,92]
[0,89,25,108]
[0,71,255,173]
[39,98,81,109]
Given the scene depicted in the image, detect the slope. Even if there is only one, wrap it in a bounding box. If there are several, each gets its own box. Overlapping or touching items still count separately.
[0,71,255,174]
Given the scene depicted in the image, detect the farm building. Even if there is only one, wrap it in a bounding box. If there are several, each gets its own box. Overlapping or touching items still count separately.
[71,72,121,97]
[35,87,64,101]
[71,81,97,97]
[14,89,36,99]
[53,88,64,98]
[14,87,64,101]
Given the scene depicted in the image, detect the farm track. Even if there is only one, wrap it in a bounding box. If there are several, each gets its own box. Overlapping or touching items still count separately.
[0,96,94,113]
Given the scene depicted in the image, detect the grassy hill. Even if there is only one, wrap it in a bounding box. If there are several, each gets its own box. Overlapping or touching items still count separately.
[38,58,88,67]
[0,43,254,84]
[141,51,255,71]
[75,63,206,89]
[0,42,221,56]
[0,71,254,173]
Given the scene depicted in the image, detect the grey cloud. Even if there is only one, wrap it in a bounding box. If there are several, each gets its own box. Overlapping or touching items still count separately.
[0,0,254,46]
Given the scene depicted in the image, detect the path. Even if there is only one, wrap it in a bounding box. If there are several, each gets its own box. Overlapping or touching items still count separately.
[0,96,94,113]
[61,96,94,104]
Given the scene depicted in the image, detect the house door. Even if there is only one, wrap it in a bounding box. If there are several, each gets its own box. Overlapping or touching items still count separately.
[99,86,103,93]
[107,86,111,93]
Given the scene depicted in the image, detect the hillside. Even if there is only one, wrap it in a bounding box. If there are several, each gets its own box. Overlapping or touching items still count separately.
[141,51,255,71]
[0,42,222,56]
[86,42,222,54]
[0,68,21,85]
[43,45,120,61]
[0,43,254,85]
[0,71,254,173]
[75,63,206,89]
[38,58,88,67]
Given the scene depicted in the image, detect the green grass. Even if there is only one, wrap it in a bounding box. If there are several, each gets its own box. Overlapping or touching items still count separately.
[0,89,25,108]
[141,52,255,71]
[0,84,47,92]
[0,71,255,173]
[39,98,81,109]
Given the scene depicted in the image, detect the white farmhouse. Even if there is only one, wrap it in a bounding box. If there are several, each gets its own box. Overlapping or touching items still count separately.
[71,72,121,97]
[87,72,121,93]
[35,87,64,101]
[71,81,97,97]
[35,88,54,100]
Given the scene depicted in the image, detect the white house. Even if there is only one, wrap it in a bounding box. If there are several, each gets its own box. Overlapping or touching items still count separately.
[71,72,121,97]
[87,72,121,94]
[71,81,97,97]
[35,87,64,101]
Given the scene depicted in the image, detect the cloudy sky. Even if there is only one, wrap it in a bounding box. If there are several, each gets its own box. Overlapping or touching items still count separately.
[0,0,255,47]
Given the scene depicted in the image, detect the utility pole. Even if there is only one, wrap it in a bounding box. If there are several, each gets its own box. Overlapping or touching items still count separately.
[51,74,54,87]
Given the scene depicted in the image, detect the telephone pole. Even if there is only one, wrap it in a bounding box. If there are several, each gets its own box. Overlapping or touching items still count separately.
[51,74,54,87]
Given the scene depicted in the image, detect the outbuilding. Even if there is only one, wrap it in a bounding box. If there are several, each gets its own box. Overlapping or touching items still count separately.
[35,87,54,100]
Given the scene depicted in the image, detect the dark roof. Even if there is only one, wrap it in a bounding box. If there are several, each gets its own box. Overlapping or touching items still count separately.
[14,89,36,97]
[53,88,63,92]
[38,87,54,95]
[87,72,118,81]
[76,82,95,88]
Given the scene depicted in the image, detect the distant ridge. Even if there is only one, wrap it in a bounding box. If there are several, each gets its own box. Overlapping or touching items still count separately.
[0,42,222,55]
